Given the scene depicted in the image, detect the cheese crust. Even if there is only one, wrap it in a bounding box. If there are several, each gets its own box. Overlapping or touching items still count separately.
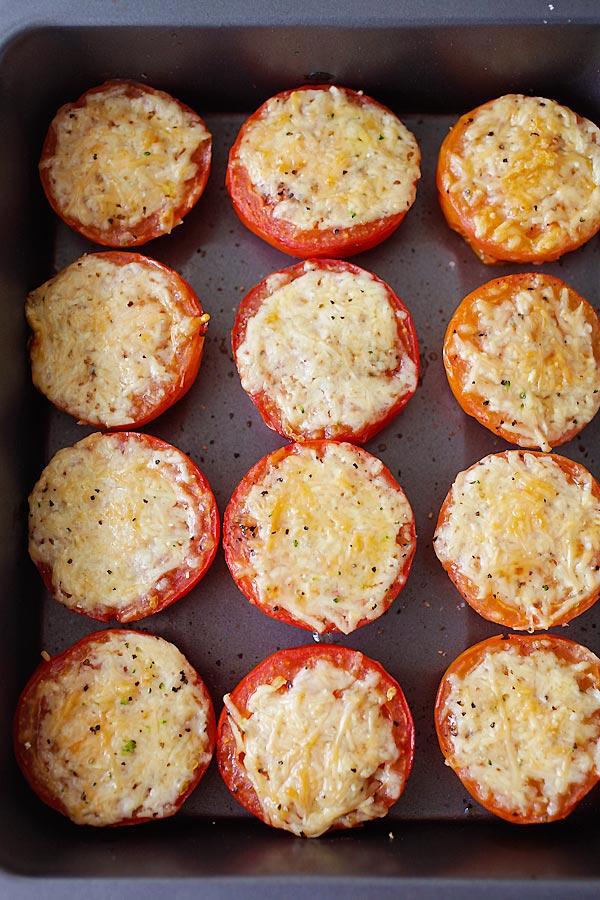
[434,451,600,631]
[14,630,215,826]
[221,649,411,837]
[443,273,600,451]
[39,80,211,245]
[28,432,219,622]
[224,441,416,634]
[435,635,600,823]
[233,259,419,442]
[26,252,208,429]
[234,85,420,232]
[437,94,600,263]
[227,85,421,256]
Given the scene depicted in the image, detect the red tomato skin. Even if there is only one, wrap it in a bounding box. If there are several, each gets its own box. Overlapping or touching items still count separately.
[13,628,216,826]
[232,258,420,444]
[226,85,418,259]
[223,440,416,633]
[32,433,220,624]
[435,450,600,630]
[39,80,212,247]
[434,633,600,824]
[442,273,600,449]
[216,644,415,831]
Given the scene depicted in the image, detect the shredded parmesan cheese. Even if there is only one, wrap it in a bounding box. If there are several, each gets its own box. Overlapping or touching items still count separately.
[236,86,420,231]
[26,254,204,428]
[40,82,210,240]
[28,432,215,619]
[445,275,600,451]
[227,442,414,633]
[440,641,600,820]
[440,94,600,259]
[224,658,402,836]
[18,631,213,826]
[235,262,417,439]
[434,452,600,630]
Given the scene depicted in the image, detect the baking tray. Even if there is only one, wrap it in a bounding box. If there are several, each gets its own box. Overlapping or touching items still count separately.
[2,3,600,898]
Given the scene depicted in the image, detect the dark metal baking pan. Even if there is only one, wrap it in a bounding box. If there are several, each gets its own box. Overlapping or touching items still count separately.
[2,4,600,898]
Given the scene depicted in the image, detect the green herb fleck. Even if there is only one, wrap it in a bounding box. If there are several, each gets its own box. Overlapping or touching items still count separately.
[121,739,137,755]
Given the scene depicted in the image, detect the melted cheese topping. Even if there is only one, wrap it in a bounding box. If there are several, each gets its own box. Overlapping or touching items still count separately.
[18,631,213,826]
[26,254,204,428]
[440,642,600,820]
[236,86,420,230]
[236,263,418,439]
[224,658,402,836]
[446,275,600,451]
[228,442,414,633]
[441,95,600,257]
[41,83,210,239]
[434,452,600,630]
[28,432,215,619]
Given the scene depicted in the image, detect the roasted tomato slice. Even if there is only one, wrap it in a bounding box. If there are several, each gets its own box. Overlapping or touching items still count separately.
[28,431,220,623]
[217,644,414,836]
[437,94,600,264]
[443,273,600,451]
[433,450,600,631]
[435,633,600,824]
[226,84,420,258]
[232,258,419,443]
[39,79,212,246]
[14,629,216,826]
[26,251,209,430]
[223,440,416,634]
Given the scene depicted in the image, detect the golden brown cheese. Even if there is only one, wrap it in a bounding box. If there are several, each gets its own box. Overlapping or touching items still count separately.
[237,86,420,231]
[228,442,415,633]
[16,631,214,826]
[434,452,600,630]
[445,275,600,451]
[440,94,600,260]
[235,263,418,440]
[28,432,216,620]
[223,658,402,837]
[26,253,205,428]
[40,82,210,241]
[439,642,600,820]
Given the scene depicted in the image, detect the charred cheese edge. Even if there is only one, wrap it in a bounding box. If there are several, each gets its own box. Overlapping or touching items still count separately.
[236,86,420,231]
[223,658,403,837]
[227,442,415,633]
[26,254,205,428]
[433,452,600,631]
[445,275,600,451]
[40,82,211,241]
[440,94,600,258]
[235,263,418,439]
[28,432,216,620]
[16,631,214,826]
[439,641,600,821]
